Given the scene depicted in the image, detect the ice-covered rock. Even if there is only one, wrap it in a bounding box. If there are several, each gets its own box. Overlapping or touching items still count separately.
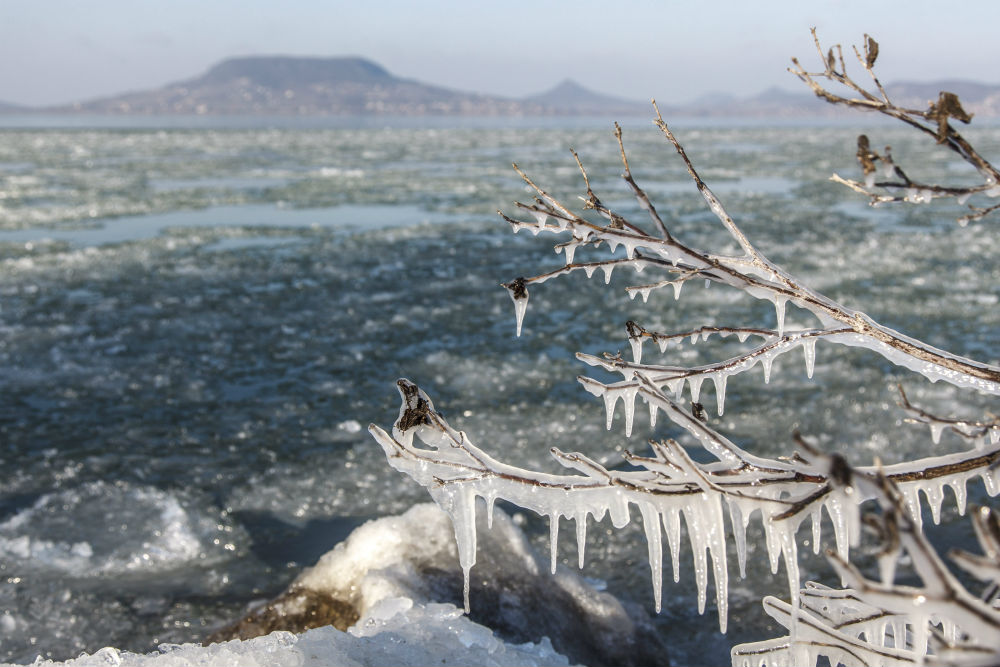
[209,503,668,667]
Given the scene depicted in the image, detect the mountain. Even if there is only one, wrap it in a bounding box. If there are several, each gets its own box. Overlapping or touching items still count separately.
[0,100,26,113]
[15,55,1000,118]
[885,80,1000,116]
[54,55,549,116]
[523,79,647,115]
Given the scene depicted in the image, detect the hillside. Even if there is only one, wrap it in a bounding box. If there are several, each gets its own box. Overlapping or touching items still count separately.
[522,79,646,115]
[55,55,546,116]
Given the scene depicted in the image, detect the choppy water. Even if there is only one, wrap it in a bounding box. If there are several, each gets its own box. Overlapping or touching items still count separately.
[0,117,998,665]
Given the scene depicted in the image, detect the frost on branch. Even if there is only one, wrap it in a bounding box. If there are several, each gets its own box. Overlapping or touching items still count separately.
[733,469,1000,667]
[790,29,1000,225]
[371,34,1000,667]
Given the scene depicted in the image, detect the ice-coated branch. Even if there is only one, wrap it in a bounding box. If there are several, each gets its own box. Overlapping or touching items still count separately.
[500,123,1000,394]
[733,471,1000,667]
[789,29,1000,224]
[370,379,1000,636]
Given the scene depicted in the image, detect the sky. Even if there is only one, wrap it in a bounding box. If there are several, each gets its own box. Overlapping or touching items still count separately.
[2,0,999,107]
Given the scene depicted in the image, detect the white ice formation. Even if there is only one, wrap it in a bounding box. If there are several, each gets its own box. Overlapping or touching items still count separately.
[3,504,586,667]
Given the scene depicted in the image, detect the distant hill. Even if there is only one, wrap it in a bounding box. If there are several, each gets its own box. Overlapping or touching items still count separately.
[677,86,833,117]
[885,80,1000,116]
[0,100,26,113]
[49,55,553,116]
[7,55,1000,117]
[523,79,647,115]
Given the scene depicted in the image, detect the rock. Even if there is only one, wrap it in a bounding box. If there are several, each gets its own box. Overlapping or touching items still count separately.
[206,503,669,667]
[204,587,358,644]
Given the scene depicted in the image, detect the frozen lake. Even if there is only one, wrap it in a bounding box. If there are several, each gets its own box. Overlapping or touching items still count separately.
[1,117,998,665]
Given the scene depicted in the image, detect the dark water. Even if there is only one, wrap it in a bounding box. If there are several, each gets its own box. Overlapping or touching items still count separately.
[0,118,998,665]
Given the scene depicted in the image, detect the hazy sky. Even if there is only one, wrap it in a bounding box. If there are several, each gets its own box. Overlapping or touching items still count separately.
[2,0,998,107]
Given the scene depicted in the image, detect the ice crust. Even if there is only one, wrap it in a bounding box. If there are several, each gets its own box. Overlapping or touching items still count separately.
[5,613,568,667]
[4,504,579,667]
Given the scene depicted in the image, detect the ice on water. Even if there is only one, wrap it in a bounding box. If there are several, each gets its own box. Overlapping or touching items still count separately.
[3,504,574,667]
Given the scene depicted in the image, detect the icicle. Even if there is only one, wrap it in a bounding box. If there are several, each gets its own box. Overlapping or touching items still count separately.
[824,493,851,564]
[601,264,614,284]
[923,482,945,524]
[639,502,664,613]
[761,355,774,384]
[603,389,621,430]
[610,491,630,528]
[705,279,711,289]
[623,386,638,437]
[575,512,588,569]
[436,485,478,614]
[690,332,699,345]
[900,485,923,533]
[706,500,730,633]
[865,171,876,188]
[984,467,1000,496]
[671,379,684,402]
[801,338,816,379]
[737,331,750,343]
[648,399,658,428]
[672,281,683,300]
[657,337,670,354]
[774,296,788,338]
[531,209,548,228]
[929,422,945,445]
[763,521,781,574]
[688,376,704,404]
[664,509,681,583]
[874,620,887,647]
[728,499,748,578]
[629,336,643,363]
[949,478,968,515]
[686,507,710,615]
[549,514,559,574]
[564,243,577,265]
[624,240,638,260]
[583,265,596,279]
[890,620,905,649]
[486,493,496,529]
[507,288,529,337]
[957,191,972,206]
[701,330,712,342]
[712,373,727,416]
[810,508,822,555]
[777,523,800,622]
